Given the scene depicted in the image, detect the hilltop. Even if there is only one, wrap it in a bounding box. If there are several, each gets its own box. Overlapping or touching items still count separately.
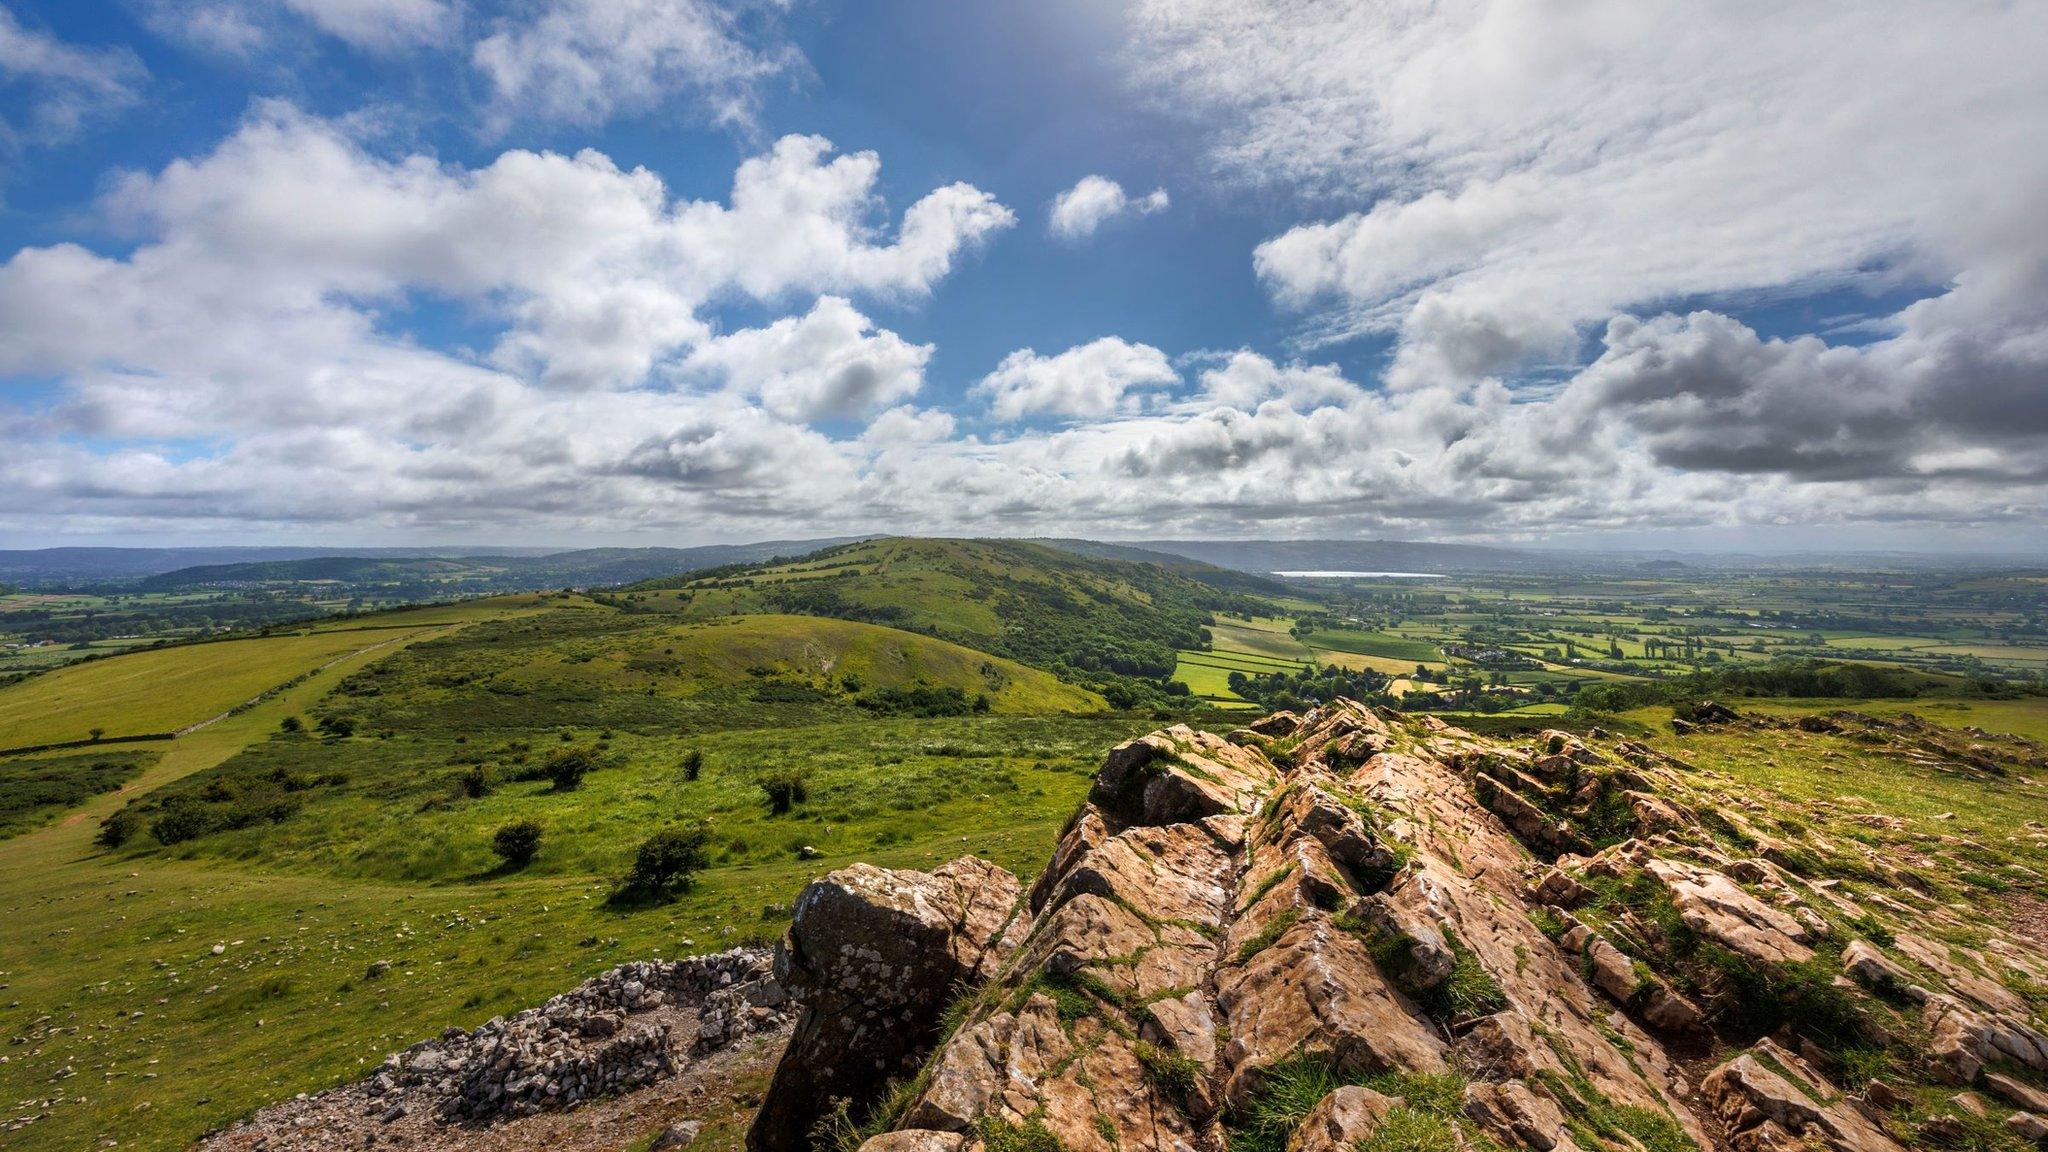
[624,538,1270,706]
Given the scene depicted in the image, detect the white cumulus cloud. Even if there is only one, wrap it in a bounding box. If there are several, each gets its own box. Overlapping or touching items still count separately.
[681,296,931,421]
[974,337,1179,421]
[1048,175,1169,241]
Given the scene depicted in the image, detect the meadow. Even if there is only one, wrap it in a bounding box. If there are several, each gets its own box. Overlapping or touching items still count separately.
[0,626,456,749]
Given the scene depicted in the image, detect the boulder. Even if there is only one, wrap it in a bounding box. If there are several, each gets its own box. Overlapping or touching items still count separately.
[1286,1086,1401,1152]
[1840,940,1915,996]
[2008,1112,2048,1143]
[749,857,1021,1152]
[1248,711,1302,738]
[1645,859,1814,966]
[1702,1052,1908,1152]
[856,1132,965,1152]
[1091,727,1273,827]
[1462,1079,1575,1152]
[1986,1072,2048,1115]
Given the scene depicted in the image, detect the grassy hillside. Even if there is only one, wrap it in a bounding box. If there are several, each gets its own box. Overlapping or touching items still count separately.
[623,538,1267,706]
[0,584,1150,1151]
[0,623,455,747]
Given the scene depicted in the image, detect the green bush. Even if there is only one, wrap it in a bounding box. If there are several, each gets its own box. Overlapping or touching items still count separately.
[759,770,809,815]
[682,750,703,781]
[458,763,494,798]
[543,746,595,792]
[621,825,711,897]
[491,820,542,868]
[96,807,143,849]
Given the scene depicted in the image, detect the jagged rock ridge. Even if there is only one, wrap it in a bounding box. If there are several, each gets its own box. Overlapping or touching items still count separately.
[757,703,2048,1152]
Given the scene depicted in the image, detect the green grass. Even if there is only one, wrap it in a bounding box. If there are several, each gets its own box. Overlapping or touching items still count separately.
[0,592,1165,1152]
[1298,629,1442,664]
[0,623,456,746]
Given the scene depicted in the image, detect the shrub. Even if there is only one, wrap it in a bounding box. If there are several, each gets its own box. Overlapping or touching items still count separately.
[316,715,356,738]
[759,770,809,815]
[620,826,711,897]
[491,820,542,868]
[96,808,143,849]
[544,746,596,791]
[682,750,703,782]
[458,763,494,798]
[150,802,215,845]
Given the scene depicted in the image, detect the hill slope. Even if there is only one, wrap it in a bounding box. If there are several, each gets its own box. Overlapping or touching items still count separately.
[624,537,1271,705]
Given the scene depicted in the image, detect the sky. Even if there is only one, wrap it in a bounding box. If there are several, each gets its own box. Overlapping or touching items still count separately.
[0,0,2043,551]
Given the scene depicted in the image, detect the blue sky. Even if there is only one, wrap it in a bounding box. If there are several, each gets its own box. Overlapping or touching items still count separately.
[0,1,2042,550]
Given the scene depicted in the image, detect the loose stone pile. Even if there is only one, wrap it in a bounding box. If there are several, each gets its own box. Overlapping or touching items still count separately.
[380,949,789,1121]
[200,946,792,1150]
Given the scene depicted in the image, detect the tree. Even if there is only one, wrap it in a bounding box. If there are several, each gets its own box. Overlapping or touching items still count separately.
[279,715,304,733]
[492,820,542,868]
[316,715,356,738]
[89,727,105,742]
[621,826,710,896]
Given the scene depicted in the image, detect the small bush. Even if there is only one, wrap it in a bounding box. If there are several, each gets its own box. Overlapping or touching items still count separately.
[279,715,303,733]
[492,820,542,868]
[458,763,494,798]
[682,750,703,782]
[620,825,711,897]
[96,808,143,849]
[316,715,356,738]
[759,770,809,815]
[544,746,596,792]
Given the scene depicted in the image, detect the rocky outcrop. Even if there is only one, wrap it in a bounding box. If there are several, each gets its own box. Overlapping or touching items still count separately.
[1700,1042,1907,1152]
[753,701,2048,1152]
[754,702,1728,1152]
[749,856,1023,1152]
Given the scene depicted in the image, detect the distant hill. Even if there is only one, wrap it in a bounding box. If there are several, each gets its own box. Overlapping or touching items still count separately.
[1107,538,1567,574]
[1032,539,1291,594]
[0,539,873,589]
[623,537,1271,707]
[126,540,875,593]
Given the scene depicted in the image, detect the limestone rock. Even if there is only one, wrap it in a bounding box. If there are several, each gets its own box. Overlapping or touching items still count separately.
[1286,1086,1400,1152]
[749,857,1020,1152]
[1645,858,1815,966]
[856,1132,965,1152]
[1092,726,1273,827]
[1462,1079,1576,1151]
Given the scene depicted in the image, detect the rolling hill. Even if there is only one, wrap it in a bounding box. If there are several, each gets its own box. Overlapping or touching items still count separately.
[130,539,875,593]
[622,537,1273,705]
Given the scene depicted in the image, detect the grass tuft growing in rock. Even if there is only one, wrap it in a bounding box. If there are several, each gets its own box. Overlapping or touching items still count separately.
[1233,907,1302,964]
